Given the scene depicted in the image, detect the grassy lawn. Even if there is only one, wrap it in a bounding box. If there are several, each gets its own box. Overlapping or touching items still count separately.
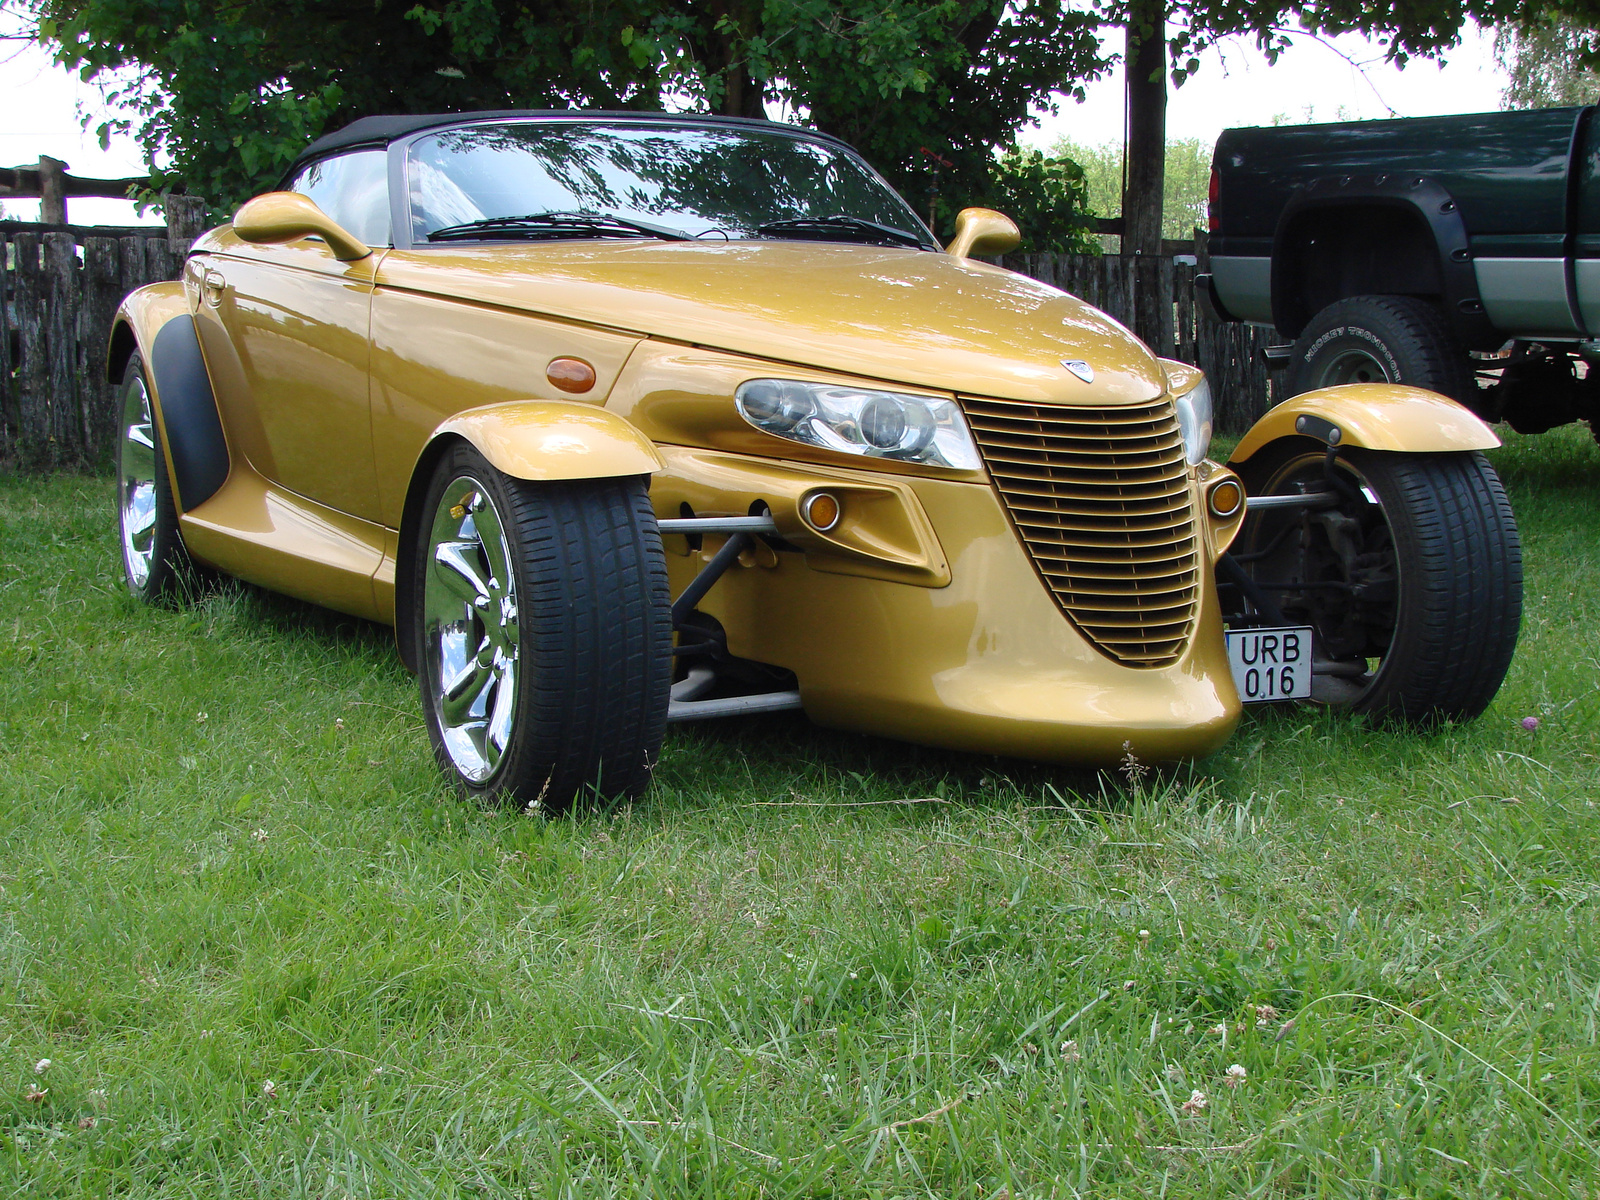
[1,428,1597,1197]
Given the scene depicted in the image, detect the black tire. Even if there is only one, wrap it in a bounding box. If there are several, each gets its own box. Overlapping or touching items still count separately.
[116,351,193,603]
[413,443,671,813]
[1286,295,1476,405]
[1230,441,1521,725]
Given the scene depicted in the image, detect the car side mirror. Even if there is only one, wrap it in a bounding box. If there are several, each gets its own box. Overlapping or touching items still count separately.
[232,192,372,262]
[947,208,1020,260]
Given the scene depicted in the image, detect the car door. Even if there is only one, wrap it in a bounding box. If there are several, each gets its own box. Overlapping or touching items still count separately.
[190,149,390,523]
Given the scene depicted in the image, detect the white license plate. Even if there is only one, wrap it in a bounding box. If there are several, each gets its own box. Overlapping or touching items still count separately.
[1226,626,1314,703]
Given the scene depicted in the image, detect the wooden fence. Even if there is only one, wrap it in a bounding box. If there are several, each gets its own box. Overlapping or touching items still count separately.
[1,224,1281,471]
[1,197,208,470]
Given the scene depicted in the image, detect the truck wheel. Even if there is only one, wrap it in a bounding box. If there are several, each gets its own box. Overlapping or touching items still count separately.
[1286,296,1476,404]
[116,352,193,603]
[414,444,671,813]
[1231,441,1521,725]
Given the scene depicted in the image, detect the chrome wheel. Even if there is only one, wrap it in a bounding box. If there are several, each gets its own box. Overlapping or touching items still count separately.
[118,375,159,589]
[422,476,520,784]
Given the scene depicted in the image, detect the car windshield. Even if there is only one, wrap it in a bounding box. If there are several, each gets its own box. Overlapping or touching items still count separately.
[405,121,932,247]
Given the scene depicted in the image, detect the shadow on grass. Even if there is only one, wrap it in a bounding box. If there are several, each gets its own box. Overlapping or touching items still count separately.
[657,708,1147,811]
[194,575,406,668]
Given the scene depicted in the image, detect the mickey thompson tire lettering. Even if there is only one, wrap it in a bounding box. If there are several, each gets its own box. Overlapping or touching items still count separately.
[1303,326,1347,358]
[1287,295,1475,405]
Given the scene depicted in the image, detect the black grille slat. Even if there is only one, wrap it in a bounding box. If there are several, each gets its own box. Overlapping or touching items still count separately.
[963,395,1200,668]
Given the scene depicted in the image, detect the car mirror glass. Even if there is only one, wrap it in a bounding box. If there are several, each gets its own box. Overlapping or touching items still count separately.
[232,192,372,261]
[947,207,1020,260]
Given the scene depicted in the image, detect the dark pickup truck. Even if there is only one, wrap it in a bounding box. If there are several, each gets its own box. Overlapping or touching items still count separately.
[1205,106,1600,435]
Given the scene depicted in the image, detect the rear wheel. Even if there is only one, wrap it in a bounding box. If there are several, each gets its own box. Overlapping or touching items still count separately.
[1286,295,1476,405]
[414,444,671,813]
[116,352,191,603]
[1229,442,1521,725]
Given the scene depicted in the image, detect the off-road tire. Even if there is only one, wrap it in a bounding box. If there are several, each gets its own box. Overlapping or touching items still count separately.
[1287,295,1477,405]
[414,443,671,813]
[117,351,194,604]
[1232,442,1521,725]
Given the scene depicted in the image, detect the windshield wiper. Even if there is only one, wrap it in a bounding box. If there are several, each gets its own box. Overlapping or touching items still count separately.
[754,215,930,249]
[427,211,690,243]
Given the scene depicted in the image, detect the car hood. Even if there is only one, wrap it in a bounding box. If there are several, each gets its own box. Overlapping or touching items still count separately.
[372,241,1168,405]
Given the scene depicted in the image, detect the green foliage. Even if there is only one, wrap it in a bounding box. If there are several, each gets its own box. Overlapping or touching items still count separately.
[3,426,1600,1193]
[1496,15,1600,108]
[1053,135,1213,241]
[26,0,1109,218]
[975,147,1098,254]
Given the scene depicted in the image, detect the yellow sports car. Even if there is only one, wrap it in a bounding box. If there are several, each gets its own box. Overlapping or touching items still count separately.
[110,111,1523,811]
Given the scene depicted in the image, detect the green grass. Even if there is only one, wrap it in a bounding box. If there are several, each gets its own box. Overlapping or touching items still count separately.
[1,428,1598,1197]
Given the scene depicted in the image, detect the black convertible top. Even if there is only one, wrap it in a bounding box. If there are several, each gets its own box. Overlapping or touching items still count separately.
[284,110,849,179]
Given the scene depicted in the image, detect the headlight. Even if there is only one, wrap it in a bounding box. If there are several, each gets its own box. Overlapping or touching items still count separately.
[1173,377,1213,466]
[735,379,981,470]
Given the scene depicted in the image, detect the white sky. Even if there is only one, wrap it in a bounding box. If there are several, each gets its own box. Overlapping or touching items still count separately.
[1024,21,1509,151]
[0,20,1509,227]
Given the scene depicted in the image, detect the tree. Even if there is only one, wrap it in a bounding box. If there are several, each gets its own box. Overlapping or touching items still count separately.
[1054,136,1212,241]
[23,0,1108,236]
[1496,15,1600,107]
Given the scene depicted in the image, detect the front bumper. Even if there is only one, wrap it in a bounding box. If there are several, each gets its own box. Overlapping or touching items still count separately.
[654,453,1243,766]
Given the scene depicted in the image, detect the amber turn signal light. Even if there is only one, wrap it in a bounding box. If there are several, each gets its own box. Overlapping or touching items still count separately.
[802,491,841,531]
[547,357,596,394]
[1207,477,1244,518]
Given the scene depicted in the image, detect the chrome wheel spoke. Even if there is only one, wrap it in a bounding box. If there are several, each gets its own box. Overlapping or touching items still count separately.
[423,473,523,785]
[440,639,495,724]
[433,541,491,606]
[118,378,159,589]
[467,498,510,574]
[126,490,157,541]
[486,656,516,753]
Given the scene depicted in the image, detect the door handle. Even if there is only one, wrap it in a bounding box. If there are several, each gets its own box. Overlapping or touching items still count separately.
[202,268,226,305]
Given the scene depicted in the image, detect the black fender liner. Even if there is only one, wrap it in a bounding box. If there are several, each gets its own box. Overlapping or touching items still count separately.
[1271,175,1499,349]
[148,316,230,511]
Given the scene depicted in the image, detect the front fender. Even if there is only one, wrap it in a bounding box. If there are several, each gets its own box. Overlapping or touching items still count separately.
[432,400,663,481]
[1227,384,1500,467]
[393,401,663,671]
[107,284,230,512]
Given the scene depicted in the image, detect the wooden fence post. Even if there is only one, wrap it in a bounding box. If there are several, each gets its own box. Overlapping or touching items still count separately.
[12,234,48,466]
[0,234,12,463]
[81,237,123,460]
[38,157,68,226]
[42,232,84,467]
[164,194,209,258]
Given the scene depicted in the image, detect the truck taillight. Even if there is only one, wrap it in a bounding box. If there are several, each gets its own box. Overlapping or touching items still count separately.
[1207,166,1219,232]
